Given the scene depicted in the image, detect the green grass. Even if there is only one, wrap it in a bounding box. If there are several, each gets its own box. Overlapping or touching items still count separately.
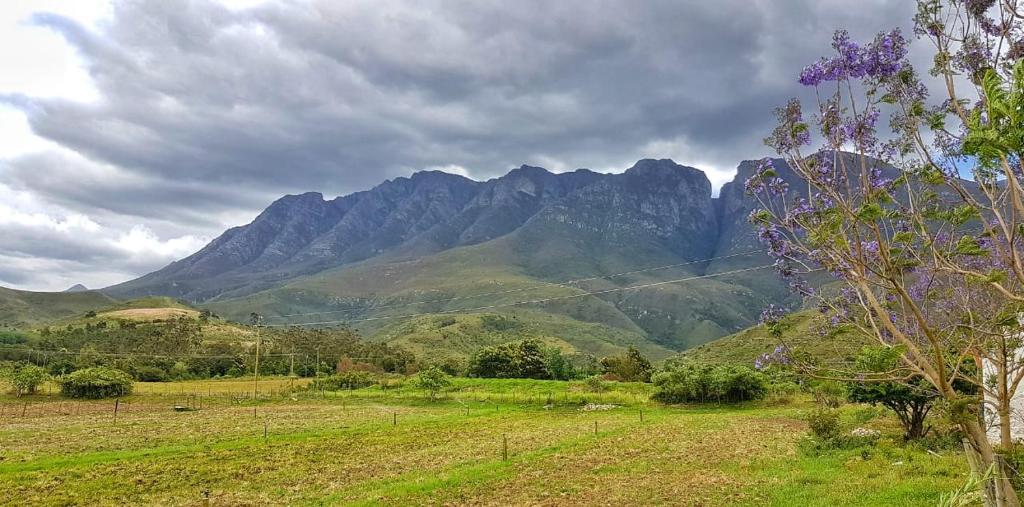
[0,377,969,506]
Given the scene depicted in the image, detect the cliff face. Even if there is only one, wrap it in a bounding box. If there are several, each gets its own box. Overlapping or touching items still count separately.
[105,157,782,307]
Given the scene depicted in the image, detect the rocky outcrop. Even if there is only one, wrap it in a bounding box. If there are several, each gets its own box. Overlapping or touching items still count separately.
[104,157,784,303]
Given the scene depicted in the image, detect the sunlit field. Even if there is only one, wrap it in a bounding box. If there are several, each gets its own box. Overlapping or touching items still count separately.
[0,377,966,506]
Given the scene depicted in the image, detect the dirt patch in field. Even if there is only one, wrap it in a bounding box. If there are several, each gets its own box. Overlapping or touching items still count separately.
[100,308,199,320]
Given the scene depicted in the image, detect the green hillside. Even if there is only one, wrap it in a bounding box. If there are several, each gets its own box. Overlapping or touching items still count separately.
[0,286,118,329]
[370,310,675,362]
[680,310,872,367]
[207,221,770,361]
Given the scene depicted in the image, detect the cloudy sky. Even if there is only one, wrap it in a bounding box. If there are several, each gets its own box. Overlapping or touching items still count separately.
[0,0,919,291]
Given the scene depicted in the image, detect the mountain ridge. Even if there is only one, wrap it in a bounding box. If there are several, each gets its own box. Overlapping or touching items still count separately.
[104,156,805,356]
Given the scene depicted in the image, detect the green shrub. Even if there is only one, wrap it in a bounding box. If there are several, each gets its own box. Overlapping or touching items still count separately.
[0,330,28,345]
[764,380,800,406]
[58,367,133,399]
[6,363,49,397]
[134,366,168,382]
[844,347,962,441]
[468,339,550,379]
[806,406,841,441]
[311,371,378,391]
[584,375,609,392]
[810,380,846,408]
[599,347,653,382]
[651,363,766,403]
[413,366,452,400]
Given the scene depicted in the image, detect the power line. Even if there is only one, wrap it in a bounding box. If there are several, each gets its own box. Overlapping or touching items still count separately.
[267,250,765,321]
[267,264,775,327]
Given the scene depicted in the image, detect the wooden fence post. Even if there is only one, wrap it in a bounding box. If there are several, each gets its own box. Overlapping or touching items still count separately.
[113,399,119,424]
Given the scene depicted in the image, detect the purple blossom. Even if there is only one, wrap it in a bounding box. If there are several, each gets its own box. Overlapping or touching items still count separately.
[757,224,791,258]
[860,240,881,261]
[798,29,907,87]
[788,279,815,297]
[785,198,815,228]
[755,344,792,370]
[759,304,787,326]
[868,166,891,190]
[744,175,765,194]
[766,177,789,196]
[843,109,880,151]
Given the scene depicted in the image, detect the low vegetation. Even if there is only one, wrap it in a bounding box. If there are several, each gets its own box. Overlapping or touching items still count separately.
[56,367,134,399]
[0,376,971,505]
[651,362,766,404]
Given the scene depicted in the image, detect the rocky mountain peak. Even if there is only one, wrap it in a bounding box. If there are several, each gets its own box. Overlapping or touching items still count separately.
[104,157,770,303]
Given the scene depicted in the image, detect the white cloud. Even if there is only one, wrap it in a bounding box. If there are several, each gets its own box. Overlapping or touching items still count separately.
[112,225,207,262]
[0,182,209,291]
[422,164,472,178]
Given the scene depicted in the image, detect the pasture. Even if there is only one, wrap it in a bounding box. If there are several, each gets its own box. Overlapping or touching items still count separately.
[0,377,967,506]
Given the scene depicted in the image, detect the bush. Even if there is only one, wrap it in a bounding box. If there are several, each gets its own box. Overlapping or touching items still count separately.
[134,366,168,382]
[584,375,609,392]
[0,330,28,345]
[806,407,841,441]
[468,339,550,379]
[845,346,952,441]
[311,371,378,391]
[544,347,575,380]
[413,366,452,400]
[58,367,133,399]
[764,380,800,406]
[810,380,846,409]
[6,363,49,396]
[431,357,466,377]
[651,363,766,403]
[599,347,653,382]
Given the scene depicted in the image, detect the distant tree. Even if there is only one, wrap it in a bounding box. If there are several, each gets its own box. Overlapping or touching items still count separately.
[543,346,575,380]
[652,362,766,403]
[514,339,549,379]
[846,347,942,440]
[468,339,552,379]
[58,367,133,399]
[6,363,49,397]
[600,347,653,382]
[413,366,452,400]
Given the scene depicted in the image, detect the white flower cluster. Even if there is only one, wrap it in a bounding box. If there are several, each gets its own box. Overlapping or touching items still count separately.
[850,427,881,438]
[581,403,619,411]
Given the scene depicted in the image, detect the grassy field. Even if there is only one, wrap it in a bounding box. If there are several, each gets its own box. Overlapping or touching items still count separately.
[0,377,968,506]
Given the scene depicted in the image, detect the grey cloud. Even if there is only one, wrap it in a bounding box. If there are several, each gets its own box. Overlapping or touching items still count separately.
[3,0,921,289]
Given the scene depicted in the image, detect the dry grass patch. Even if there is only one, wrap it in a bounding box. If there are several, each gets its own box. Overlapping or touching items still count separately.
[99,308,199,320]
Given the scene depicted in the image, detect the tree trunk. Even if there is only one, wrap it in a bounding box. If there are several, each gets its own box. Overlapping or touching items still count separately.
[1000,400,1014,450]
[964,418,1021,507]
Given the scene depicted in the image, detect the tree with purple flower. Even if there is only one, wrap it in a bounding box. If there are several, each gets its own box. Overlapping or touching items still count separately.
[747,1,1024,503]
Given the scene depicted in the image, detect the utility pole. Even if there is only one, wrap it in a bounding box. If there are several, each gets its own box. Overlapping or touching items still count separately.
[250,313,263,399]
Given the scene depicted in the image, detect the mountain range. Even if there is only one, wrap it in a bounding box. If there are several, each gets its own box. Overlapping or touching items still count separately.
[100,157,802,360]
